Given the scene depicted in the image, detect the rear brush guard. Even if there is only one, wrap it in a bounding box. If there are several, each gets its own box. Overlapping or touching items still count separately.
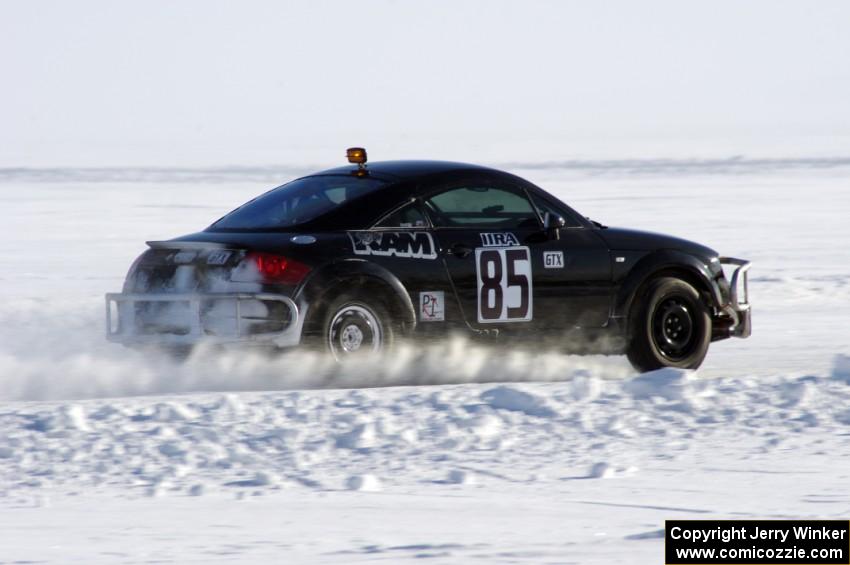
[105,292,301,346]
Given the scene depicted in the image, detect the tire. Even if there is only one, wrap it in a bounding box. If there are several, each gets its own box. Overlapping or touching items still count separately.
[317,292,394,361]
[626,277,711,372]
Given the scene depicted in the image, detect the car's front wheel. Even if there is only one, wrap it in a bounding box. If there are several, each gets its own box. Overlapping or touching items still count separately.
[320,293,394,361]
[626,277,711,372]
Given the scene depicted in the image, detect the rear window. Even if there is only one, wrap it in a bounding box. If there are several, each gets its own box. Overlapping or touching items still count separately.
[213,175,386,229]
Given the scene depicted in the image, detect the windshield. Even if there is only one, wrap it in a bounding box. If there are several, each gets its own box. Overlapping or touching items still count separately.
[212,175,387,229]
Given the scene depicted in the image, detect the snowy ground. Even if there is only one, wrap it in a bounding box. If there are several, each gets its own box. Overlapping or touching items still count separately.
[1,159,849,563]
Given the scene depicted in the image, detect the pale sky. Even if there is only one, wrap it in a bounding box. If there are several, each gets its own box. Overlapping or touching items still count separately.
[2,1,849,166]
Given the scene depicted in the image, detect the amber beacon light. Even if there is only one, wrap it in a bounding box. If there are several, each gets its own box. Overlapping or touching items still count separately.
[346,147,367,166]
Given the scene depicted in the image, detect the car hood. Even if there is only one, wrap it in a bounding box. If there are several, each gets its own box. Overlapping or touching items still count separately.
[596,227,718,259]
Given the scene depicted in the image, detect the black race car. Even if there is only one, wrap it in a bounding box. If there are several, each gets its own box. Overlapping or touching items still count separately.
[106,148,751,371]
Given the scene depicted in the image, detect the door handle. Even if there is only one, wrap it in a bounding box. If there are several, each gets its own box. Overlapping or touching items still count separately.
[448,243,473,258]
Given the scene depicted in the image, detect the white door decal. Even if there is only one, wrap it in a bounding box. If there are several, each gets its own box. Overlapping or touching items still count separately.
[475,246,533,323]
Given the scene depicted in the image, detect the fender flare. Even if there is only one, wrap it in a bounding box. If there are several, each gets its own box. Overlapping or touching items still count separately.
[613,249,723,319]
[295,259,417,333]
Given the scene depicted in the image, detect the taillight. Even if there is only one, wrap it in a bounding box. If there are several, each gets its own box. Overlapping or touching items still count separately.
[233,251,311,285]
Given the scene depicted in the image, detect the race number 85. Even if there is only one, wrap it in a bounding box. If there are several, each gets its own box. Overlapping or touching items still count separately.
[475,246,533,323]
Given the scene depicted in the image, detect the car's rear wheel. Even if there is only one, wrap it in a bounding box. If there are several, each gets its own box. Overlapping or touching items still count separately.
[626,277,711,372]
[320,293,394,361]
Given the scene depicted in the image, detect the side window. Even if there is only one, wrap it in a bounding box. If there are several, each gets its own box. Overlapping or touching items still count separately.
[376,203,429,228]
[425,186,539,229]
[529,193,583,228]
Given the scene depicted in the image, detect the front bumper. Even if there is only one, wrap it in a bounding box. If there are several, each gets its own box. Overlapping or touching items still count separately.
[105,292,302,347]
[717,257,751,339]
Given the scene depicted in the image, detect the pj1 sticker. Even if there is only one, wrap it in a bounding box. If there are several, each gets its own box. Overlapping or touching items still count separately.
[475,246,533,323]
[419,291,445,322]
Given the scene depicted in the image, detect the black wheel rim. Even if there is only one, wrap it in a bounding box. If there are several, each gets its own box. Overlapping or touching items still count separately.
[651,295,697,361]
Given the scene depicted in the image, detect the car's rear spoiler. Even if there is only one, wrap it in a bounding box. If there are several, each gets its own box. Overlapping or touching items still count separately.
[146,240,235,250]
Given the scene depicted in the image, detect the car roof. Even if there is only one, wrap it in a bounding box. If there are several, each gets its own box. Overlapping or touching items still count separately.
[311,160,498,181]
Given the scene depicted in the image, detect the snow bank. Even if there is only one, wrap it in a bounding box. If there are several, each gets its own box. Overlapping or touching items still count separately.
[2,371,849,500]
[480,385,558,417]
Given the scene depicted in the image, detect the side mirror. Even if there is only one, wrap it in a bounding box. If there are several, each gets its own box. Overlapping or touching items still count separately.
[543,212,566,240]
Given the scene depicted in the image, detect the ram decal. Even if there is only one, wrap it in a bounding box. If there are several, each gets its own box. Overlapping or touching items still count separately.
[348,231,438,259]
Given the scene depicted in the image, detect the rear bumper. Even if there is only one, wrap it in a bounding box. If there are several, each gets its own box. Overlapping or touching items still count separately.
[716,257,752,339]
[105,292,302,347]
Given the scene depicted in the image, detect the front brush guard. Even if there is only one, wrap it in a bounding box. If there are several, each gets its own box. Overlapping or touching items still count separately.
[717,257,751,338]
